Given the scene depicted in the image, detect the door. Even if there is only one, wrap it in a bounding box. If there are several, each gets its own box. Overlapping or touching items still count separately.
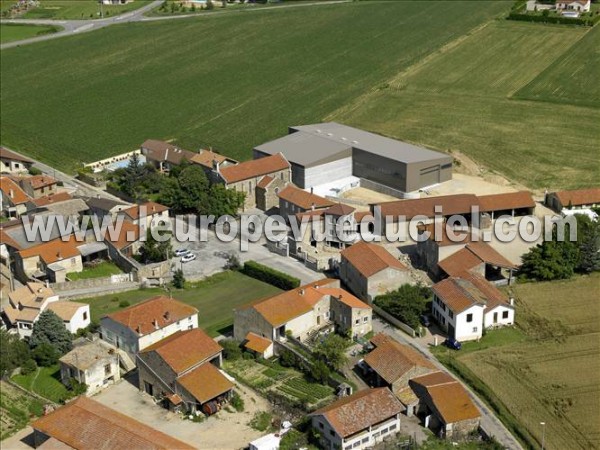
[493,312,498,324]
[448,324,455,340]
[144,381,153,396]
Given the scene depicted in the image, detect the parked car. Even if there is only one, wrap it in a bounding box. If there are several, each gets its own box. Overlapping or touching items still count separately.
[420,314,431,327]
[181,253,197,263]
[175,249,191,257]
[443,338,462,350]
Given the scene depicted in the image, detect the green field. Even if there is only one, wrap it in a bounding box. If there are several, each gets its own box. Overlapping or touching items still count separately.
[87,270,280,336]
[435,274,600,450]
[12,365,68,404]
[0,381,44,440]
[0,23,61,43]
[0,1,510,172]
[67,261,122,281]
[333,20,599,190]
[19,0,150,20]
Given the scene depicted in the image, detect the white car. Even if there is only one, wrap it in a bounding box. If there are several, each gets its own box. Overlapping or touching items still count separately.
[175,249,191,257]
[181,253,197,263]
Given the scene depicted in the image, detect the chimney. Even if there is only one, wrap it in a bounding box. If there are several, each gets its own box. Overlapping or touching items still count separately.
[38,288,43,294]
[152,205,156,213]
[311,202,316,211]
[213,159,220,173]
[56,252,62,260]
[164,311,170,321]
[153,319,159,330]
[9,189,14,198]
[45,280,50,289]
[299,289,305,296]
[310,187,314,194]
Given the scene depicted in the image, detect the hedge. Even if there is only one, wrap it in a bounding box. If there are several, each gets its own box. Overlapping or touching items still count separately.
[507,11,600,26]
[241,261,300,290]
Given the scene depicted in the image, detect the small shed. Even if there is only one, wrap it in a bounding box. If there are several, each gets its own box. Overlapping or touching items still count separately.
[243,332,274,359]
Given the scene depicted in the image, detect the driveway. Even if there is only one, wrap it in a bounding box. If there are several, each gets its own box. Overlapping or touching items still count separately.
[371,317,523,450]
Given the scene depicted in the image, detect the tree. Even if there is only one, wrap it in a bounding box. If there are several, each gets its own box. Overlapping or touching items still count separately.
[220,339,242,360]
[0,329,32,375]
[576,214,600,273]
[313,334,350,371]
[309,359,330,383]
[279,349,297,368]
[207,184,246,217]
[30,310,73,355]
[177,165,210,213]
[139,229,173,264]
[374,284,430,329]
[32,343,60,367]
[172,268,185,289]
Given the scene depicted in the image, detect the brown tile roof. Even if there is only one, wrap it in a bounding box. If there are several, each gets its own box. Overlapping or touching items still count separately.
[478,191,535,213]
[312,388,403,438]
[30,192,73,207]
[167,393,183,406]
[244,332,273,354]
[177,362,234,404]
[465,242,516,269]
[411,371,480,424]
[3,306,39,324]
[341,242,407,278]
[32,396,195,450]
[256,175,274,189]
[103,296,198,336]
[438,242,515,277]
[142,140,196,166]
[219,153,290,184]
[277,185,334,210]
[19,234,81,264]
[48,301,88,321]
[190,149,233,169]
[121,201,169,220]
[320,288,371,309]
[0,229,22,250]
[325,203,355,216]
[375,194,479,220]
[0,177,30,205]
[141,329,222,374]
[553,188,600,208]
[105,220,141,250]
[8,282,56,308]
[23,175,57,190]
[364,334,435,384]
[420,223,475,247]
[432,273,509,314]
[237,279,338,327]
[0,147,33,164]
[60,340,116,371]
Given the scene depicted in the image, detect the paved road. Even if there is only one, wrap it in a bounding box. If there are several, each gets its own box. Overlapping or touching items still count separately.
[372,317,523,450]
[0,0,350,50]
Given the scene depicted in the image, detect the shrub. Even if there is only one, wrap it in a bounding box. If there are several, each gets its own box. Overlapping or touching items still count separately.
[230,391,245,412]
[309,359,330,384]
[279,349,297,368]
[32,343,59,367]
[172,269,185,289]
[119,300,130,308]
[28,167,42,176]
[241,261,300,290]
[249,411,272,432]
[220,339,242,360]
[21,359,37,376]
[68,378,88,397]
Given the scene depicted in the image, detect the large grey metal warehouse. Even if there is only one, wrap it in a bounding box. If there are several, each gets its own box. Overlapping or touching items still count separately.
[253,122,452,193]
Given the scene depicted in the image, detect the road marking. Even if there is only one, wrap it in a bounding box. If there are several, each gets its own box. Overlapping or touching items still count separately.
[73,24,94,33]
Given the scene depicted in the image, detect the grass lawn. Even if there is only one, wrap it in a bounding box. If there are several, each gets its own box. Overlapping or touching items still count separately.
[12,365,69,404]
[87,270,280,336]
[0,23,61,43]
[67,261,123,281]
[0,381,44,440]
[0,0,510,172]
[434,273,600,450]
[20,0,151,20]
[333,20,599,190]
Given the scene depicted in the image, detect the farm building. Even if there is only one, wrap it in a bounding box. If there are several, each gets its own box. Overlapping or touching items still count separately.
[254,123,452,194]
[478,191,536,220]
[545,188,600,213]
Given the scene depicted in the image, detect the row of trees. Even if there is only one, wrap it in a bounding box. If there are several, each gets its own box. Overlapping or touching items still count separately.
[374,284,430,329]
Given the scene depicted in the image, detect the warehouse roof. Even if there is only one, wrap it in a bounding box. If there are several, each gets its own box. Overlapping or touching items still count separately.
[552,188,600,207]
[255,123,451,168]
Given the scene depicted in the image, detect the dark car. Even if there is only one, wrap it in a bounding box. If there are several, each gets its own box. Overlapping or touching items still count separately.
[420,314,431,327]
[443,338,462,350]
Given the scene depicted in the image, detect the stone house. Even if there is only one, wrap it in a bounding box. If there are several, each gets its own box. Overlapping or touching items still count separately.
[234,278,372,346]
[0,176,30,218]
[137,328,233,415]
[59,338,121,396]
[141,139,197,173]
[545,187,600,213]
[117,201,169,235]
[0,147,33,174]
[99,296,198,359]
[310,387,403,450]
[277,184,334,223]
[339,241,413,302]
[86,197,131,221]
[242,332,275,359]
[255,175,287,212]
[19,175,58,199]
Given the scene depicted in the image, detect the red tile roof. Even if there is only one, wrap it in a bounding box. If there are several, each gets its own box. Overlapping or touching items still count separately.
[325,203,355,216]
[190,149,234,169]
[312,388,403,438]
[23,175,57,190]
[410,371,480,424]
[18,234,81,264]
[141,329,222,374]
[30,192,72,207]
[142,140,196,166]
[103,296,198,336]
[420,223,475,247]
[0,177,30,205]
[0,147,33,164]
[244,332,273,354]
[219,153,290,184]
[553,188,600,208]
[277,185,334,210]
[432,273,509,313]
[478,191,535,213]
[47,301,88,321]
[121,201,168,220]
[256,175,274,189]
[465,242,516,269]
[375,194,479,220]
[364,334,435,384]
[319,287,371,309]
[438,242,516,277]
[105,220,141,250]
[341,242,406,278]
[32,396,195,450]
[177,362,234,404]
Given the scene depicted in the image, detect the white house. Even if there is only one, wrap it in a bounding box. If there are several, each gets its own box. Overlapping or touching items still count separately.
[431,273,514,342]
[310,388,403,450]
[99,296,199,358]
[1,147,33,174]
[555,0,591,12]
[2,282,90,338]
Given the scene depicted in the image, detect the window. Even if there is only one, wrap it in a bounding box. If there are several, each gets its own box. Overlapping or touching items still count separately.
[363,316,368,323]
[353,441,360,448]
[449,310,454,319]
[472,327,478,333]
[329,430,335,437]
[389,424,397,431]
[381,427,388,434]
[466,313,473,323]
[361,437,369,443]
[373,432,380,438]
[355,319,360,325]
[104,364,111,376]
[502,311,509,319]
[83,311,88,321]
[319,422,324,429]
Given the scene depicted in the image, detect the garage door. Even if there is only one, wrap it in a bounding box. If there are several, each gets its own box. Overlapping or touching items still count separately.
[419,166,440,188]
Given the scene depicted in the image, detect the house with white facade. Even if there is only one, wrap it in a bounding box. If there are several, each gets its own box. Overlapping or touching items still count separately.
[555,0,591,12]
[310,387,403,450]
[0,147,34,174]
[99,296,198,358]
[2,282,89,338]
[431,273,514,342]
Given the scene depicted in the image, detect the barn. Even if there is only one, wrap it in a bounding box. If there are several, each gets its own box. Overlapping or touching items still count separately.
[253,122,453,194]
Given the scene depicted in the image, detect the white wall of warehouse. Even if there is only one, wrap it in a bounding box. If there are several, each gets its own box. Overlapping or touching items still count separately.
[303,157,353,189]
